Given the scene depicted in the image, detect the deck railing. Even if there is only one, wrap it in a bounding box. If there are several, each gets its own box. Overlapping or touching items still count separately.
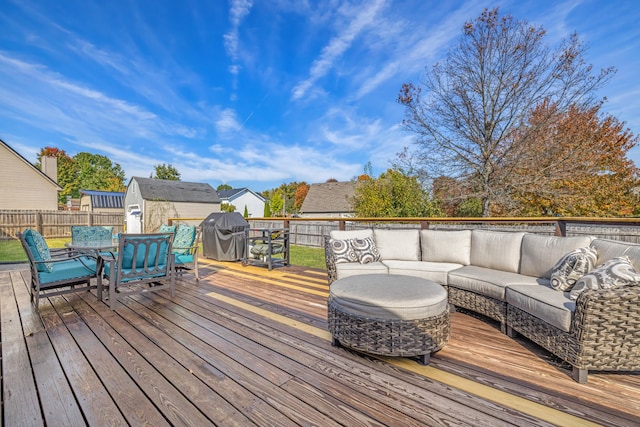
[172,216,640,248]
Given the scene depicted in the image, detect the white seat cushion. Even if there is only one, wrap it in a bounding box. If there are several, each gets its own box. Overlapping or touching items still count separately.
[506,284,575,332]
[335,262,388,280]
[448,265,543,301]
[382,260,462,285]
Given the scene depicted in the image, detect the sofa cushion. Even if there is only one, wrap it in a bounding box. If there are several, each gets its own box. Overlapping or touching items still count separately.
[329,237,380,264]
[382,260,462,285]
[421,229,471,265]
[330,229,374,240]
[549,247,597,291]
[506,284,575,332]
[448,265,543,301]
[374,229,421,261]
[519,234,593,278]
[335,262,388,280]
[591,238,640,271]
[38,257,97,286]
[569,256,640,301]
[470,230,526,273]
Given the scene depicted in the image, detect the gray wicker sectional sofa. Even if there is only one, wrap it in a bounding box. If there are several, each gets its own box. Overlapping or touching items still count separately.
[324,228,640,383]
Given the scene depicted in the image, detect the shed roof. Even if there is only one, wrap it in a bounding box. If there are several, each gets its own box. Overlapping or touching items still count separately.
[80,190,124,209]
[300,181,356,214]
[130,177,220,203]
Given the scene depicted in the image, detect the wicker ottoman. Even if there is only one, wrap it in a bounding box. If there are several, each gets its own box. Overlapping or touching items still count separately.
[328,274,449,365]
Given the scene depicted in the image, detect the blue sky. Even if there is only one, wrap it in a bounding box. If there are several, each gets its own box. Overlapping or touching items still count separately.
[1,0,639,192]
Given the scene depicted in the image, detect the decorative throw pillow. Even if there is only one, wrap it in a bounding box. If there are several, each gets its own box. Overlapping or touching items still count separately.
[351,236,381,264]
[569,256,640,301]
[24,229,53,273]
[329,238,358,264]
[549,246,597,292]
[329,237,381,264]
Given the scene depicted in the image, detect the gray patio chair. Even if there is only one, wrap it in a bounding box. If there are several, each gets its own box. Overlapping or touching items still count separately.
[18,229,100,309]
[100,233,175,310]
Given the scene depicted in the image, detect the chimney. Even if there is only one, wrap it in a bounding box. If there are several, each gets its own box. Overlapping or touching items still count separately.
[41,156,58,183]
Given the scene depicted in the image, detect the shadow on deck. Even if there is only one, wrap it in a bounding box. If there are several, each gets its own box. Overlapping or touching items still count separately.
[1,259,639,426]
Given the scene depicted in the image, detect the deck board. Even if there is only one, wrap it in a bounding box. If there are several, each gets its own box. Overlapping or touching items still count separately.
[1,260,639,426]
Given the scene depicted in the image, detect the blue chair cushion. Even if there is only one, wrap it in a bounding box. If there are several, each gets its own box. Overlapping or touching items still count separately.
[23,229,53,272]
[159,224,176,234]
[174,253,193,266]
[71,226,113,243]
[173,225,196,255]
[121,236,170,269]
[37,257,97,285]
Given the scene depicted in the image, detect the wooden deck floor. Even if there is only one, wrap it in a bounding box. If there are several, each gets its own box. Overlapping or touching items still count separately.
[1,259,639,426]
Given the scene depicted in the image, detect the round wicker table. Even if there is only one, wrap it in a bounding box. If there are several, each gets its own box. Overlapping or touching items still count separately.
[328,274,450,365]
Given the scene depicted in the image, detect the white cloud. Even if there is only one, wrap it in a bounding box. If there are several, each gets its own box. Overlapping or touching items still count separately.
[215,108,242,135]
[291,0,387,100]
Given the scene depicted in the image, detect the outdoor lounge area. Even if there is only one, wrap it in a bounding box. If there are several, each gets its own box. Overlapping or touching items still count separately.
[1,256,639,426]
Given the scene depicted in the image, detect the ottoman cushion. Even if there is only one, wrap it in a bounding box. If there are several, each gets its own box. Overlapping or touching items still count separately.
[329,274,448,320]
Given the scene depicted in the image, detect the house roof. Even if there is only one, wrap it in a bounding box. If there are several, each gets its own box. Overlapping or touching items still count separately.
[300,181,356,214]
[130,177,220,203]
[0,138,61,190]
[218,187,266,202]
[80,190,124,209]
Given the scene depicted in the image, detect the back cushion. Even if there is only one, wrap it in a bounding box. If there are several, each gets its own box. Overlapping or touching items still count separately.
[421,229,471,265]
[373,229,421,261]
[591,238,640,271]
[330,229,374,240]
[520,234,593,278]
[470,230,526,273]
[23,229,53,273]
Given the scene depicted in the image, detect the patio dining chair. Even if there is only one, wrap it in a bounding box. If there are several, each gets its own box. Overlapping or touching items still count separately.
[100,233,175,310]
[171,224,200,280]
[18,229,100,309]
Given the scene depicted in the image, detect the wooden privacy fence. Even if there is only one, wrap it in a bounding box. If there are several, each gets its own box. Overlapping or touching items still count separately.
[0,210,125,240]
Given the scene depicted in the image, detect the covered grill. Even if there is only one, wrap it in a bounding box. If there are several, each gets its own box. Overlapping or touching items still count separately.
[200,212,249,261]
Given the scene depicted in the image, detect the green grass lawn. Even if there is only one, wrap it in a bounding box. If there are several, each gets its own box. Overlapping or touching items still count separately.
[289,244,326,270]
[0,239,326,270]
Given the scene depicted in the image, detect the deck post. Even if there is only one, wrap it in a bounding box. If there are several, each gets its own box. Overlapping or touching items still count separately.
[554,220,567,237]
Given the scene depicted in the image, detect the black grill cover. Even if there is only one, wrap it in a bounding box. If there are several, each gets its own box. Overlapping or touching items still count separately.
[200,212,249,261]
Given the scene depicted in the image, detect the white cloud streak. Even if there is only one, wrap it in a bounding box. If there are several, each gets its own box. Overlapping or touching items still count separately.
[291,0,387,101]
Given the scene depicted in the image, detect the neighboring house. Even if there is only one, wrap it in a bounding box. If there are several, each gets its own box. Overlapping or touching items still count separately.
[299,181,356,218]
[80,190,125,213]
[0,138,61,210]
[217,187,266,218]
[124,177,220,233]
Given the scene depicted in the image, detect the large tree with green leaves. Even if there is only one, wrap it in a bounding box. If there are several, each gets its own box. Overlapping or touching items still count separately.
[351,169,441,217]
[74,152,126,193]
[398,7,614,216]
[151,163,181,181]
[37,148,125,202]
